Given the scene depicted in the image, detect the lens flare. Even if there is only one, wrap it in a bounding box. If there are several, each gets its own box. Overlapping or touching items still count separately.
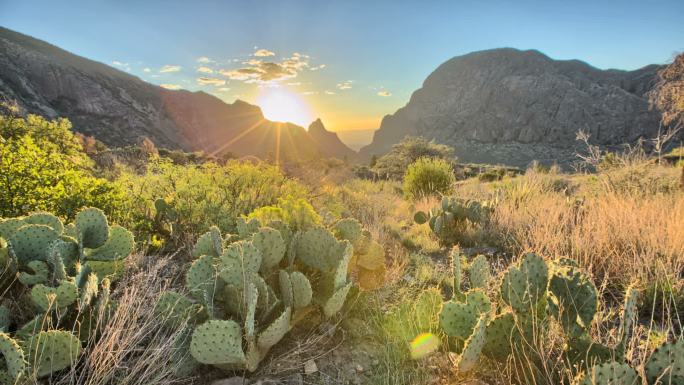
[256,87,313,127]
[410,332,440,359]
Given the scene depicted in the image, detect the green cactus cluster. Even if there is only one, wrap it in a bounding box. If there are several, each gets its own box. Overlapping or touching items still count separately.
[156,217,364,373]
[0,208,132,380]
[436,249,669,378]
[414,197,493,245]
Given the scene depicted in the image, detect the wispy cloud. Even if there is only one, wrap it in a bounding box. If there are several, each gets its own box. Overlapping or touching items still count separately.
[216,87,231,92]
[160,65,182,73]
[253,48,275,57]
[197,77,226,86]
[325,90,336,95]
[310,64,326,71]
[160,84,182,90]
[218,52,311,84]
[303,91,319,95]
[197,66,214,74]
[337,80,353,90]
[112,61,131,71]
[143,67,151,73]
[197,56,214,64]
[377,90,392,97]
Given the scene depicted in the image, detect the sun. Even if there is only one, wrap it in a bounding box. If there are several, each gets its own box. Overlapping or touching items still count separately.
[256,87,314,127]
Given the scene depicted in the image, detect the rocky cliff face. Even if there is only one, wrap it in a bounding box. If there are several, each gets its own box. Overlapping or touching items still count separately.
[308,119,356,160]
[0,27,352,161]
[360,48,671,167]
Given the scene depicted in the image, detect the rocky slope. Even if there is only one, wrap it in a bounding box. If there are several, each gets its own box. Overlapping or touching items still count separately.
[360,48,673,167]
[0,26,352,161]
[308,118,357,160]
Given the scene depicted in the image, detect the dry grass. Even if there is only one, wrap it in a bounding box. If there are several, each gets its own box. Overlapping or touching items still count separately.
[54,254,194,385]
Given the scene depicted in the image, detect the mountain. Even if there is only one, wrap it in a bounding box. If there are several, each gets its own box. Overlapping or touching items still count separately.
[307,118,356,160]
[0,26,353,161]
[360,48,673,167]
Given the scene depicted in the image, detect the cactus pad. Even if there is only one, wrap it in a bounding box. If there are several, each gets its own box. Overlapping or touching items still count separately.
[75,208,109,249]
[192,226,222,258]
[439,289,491,340]
[289,271,312,310]
[356,240,385,271]
[501,253,549,314]
[0,332,25,380]
[252,227,286,272]
[257,307,292,351]
[24,212,64,234]
[84,260,125,281]
[619,285,638,351]
[0,218,25,241]
[9,224,60,264]
[278,270,294,308]
[469,255,490,289]
[296,227,343,271]
[86,226,134,261]
[31,281,79,311]
[222,241,262,277]
[451,247,462,299]
[645,339,684,385]
[18,260,50,286]
[547,266,597,338]
[333,218,363,244]
[575,362,640,385]
[457,315,487,372]
[482,312,517,360]
[323,282,352,317]
[190,320,245,365]
[24,330,81,378]
[186,255,218,304]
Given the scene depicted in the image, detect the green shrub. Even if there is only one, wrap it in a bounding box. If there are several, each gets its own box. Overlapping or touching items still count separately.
[372,136,455,180]
[114,159,308,247]
[247,195,321,231]
[0,114,125,220]
[403,157,455,200]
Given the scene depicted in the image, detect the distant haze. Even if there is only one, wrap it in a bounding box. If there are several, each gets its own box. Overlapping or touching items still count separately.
[336,129,376,151]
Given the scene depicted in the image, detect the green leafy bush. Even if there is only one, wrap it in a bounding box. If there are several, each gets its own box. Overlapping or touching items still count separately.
[0,114,126,220]
[372,136,455,180]
[115,159,308,248]
[403,157,455,200]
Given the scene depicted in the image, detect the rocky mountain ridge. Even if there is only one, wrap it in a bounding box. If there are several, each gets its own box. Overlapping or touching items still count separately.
[360,48,674,166]
[0,26,352,161]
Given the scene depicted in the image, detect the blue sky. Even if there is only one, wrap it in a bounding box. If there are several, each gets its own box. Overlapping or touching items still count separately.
[1,0,682,132]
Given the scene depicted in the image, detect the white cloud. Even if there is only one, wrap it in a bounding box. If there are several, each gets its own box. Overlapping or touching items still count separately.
[197,77,226,86]
[218,53,311,84]
[253,48,275,57]
[216,87,231,92]
[112,61,131,71]
[197,66,214,74]
[310,64,326,71]
[302,91,318,95]
[143,67,151,73]
[337,80,353,90]
[197,56,214,64]
[160,84,182,90]
[377,90,392,97]
[324,90,336,95]
[160,65,182,73]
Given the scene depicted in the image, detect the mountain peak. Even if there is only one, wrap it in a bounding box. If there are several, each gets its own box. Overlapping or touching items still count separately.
[0,27,352,161]
[360,48,670,167]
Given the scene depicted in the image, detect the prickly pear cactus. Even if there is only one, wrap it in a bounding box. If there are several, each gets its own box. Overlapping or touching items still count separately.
[164,216,356,374]
[547,265,598,338]
[645,339,684,385]
[500,253,549,315]
[456,314,488,372]
[440,289,491,340]
[190,320,245,365]
[469,255,490,289]
[332,218,386,291]
[574,362,640,385]
[414,197,493,245]
[0,332,25,381]
[75,208,110,249]
[23,330,81,378]
[192,226,223,258]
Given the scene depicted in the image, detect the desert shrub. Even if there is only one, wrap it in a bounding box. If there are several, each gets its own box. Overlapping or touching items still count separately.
[373,136,455,180]
[403,157,455,200]
[114,159,308,248]
[0,114,125,220]
[246,195,321,231]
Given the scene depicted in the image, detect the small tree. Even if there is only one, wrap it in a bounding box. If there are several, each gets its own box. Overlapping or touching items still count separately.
[403,157,455,200]
[373,136,455,179]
